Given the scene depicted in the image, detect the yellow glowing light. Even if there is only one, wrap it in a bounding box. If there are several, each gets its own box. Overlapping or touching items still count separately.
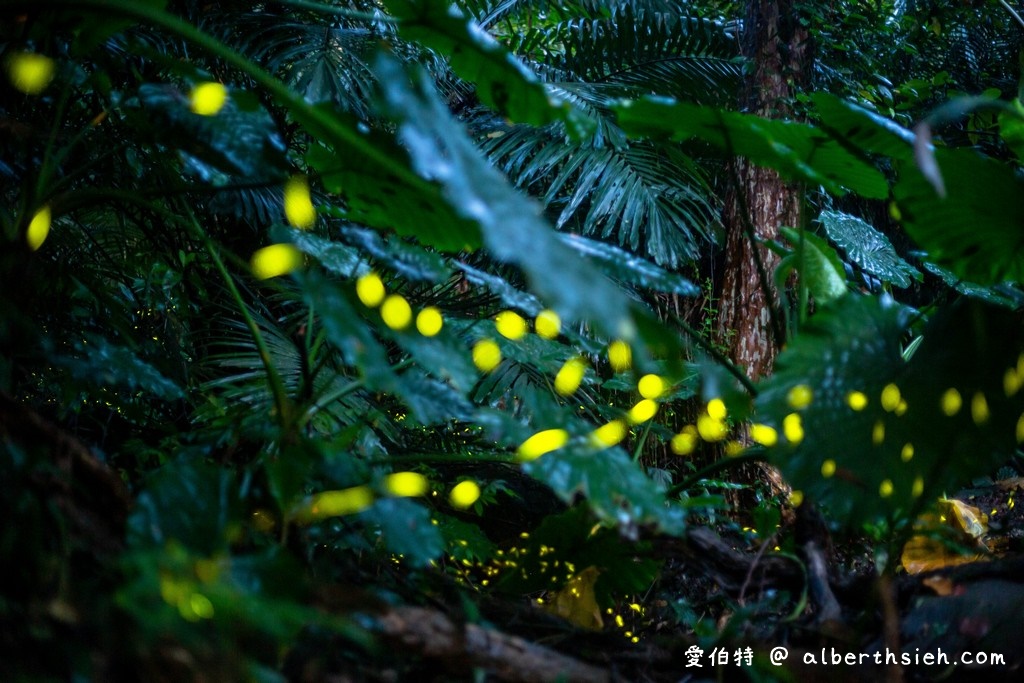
[190,593,215,619]
[670,429,697,455]
[385,471,429,497]
[971,392,990,425]
[1004,368,1021,397]
[821,459,836,478]
[696,414,727,442]
[749,423,778,447]
[473,339,502,372]
[8,52,55,94]
[301,486,374,520]
[190,81,228,115]
[251,243,303,279]
[912,477,924,498]
[895,399,908,417]
[495,310,528,340]
[590,420,627,449]
[356,272,386,307]
[872,420,885,445]
[879,479,894,498]
[518,428,569,460]
[416,307,443,337]
[627,399,658,424]
[380,294,413,330]
[941,388,962,416]
[901,443,914,462]
[783,413,803,444]
[789,490,804,507]
[638,374,665,399]
[283,175,316,229]
[847,391,868,411]
[707,398,727,421]
[26,205,50,251]
[880,384,901,412]
[787,384,813,409]
[535,309,561,339]
[725,440,744,457]
[449,480,481,509]
[607,340,631,372]
[554,357,586,396]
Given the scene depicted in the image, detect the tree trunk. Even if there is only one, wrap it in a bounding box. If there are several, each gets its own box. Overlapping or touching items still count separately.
[717,0,813,381]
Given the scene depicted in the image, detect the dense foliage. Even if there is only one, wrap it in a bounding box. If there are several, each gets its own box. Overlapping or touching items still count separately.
[2,1,1023,681]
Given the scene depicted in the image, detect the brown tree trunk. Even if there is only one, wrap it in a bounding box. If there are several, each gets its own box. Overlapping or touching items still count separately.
[717,0,813,381]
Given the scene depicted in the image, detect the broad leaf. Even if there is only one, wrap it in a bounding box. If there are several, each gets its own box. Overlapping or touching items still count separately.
[522,443,685,535]
[137,83,288,180]
[780,227,847,305]
[614,98,889,199]
[385,0,594,139]
[128,457,239,555]
[818,211,919,288]
[757,297,1024,527]
[557,233,700,296]
[811,93,915,161]
[894,148,1024,284]
[376,57,634,339]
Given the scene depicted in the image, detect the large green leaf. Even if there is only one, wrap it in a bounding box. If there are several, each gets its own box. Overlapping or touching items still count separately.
[49,332,184,401]
[614,98,889,199]
[361,497,445,567]
[128,457,240,555]
[757,297,1024,527]
[811,93,915,161]
[384,0,594,139]
[376,57,635,339]
[779,227,847,305]
[558,233,700,296]
[307,139,482,253]
[522,443,685,535]
[894,148,1024,284]
[136,83,288,180]
[818,211,919,288]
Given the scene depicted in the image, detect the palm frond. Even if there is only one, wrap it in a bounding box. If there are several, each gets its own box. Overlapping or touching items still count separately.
[484,127,718,268]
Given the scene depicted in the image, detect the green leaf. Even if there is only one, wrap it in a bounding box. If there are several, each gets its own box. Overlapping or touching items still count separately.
[376,57,634,339]
[818,211,919,288]
[307,141,482,253]
[522,443,685,535]
[557,233,700,296]
[136,83,288,180]
[614,98,889,199]
[894,149,1024,284]
[811,93,915,161]
[780,227,847,305]
[497,506,659,601]
[361,497,445,567]
[757,297,1024,528]
[998,99,1024,161]
[49,332,184,401]
[128,457,239,554]
[385,0,595,140]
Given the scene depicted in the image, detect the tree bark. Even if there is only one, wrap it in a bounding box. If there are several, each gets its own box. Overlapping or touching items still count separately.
[717,0,813,381]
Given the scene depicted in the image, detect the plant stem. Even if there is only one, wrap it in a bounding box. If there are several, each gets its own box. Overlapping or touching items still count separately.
[667,313,758,396]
